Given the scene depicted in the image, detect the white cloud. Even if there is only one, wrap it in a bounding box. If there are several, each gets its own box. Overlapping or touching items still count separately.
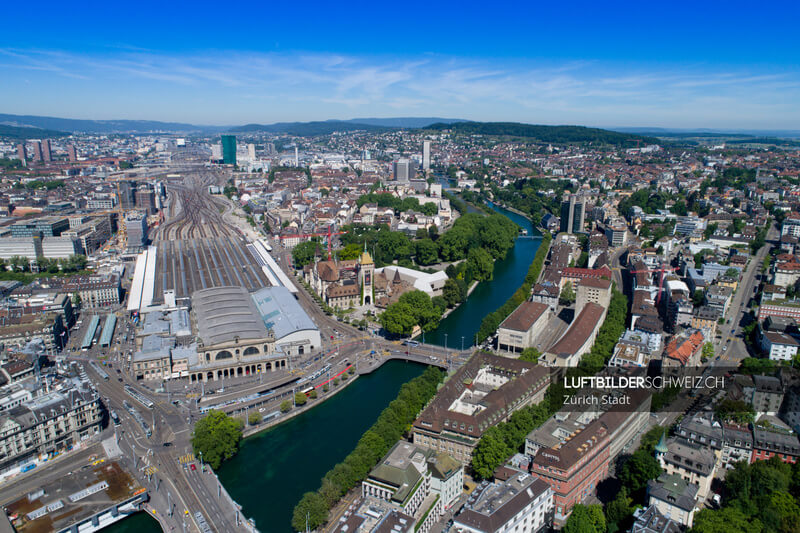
[0,48,798,128]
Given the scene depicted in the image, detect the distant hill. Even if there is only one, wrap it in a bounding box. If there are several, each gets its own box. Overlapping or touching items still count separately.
[343,117,466,128]
[0,113,227,134]
[613,126,800,139]
[228,121,392,136]
[0,124,68,140]
[423,121,658,146]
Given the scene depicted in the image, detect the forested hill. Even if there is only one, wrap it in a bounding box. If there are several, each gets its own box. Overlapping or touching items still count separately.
[229,121,390,136]
[422,121,659,146]
[0,124,69,140]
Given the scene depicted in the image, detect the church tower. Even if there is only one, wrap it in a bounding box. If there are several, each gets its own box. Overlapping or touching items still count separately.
[360,247,374,306]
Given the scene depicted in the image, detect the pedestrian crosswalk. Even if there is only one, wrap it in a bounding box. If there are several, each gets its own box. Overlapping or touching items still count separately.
[144,466,158,476]
[178,453,195,464]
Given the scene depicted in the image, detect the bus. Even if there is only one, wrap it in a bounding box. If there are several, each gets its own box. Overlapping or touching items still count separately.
[300,386,314,396]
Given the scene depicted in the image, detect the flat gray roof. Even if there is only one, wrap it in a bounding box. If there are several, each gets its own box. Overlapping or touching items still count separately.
[251,286,318,341]
[193,286,268,346]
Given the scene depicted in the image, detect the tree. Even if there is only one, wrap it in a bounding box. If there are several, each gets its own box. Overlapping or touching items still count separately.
[560,281,576,305]
[292,240,320,267]
[519,347,540,363]
[72,292,82,307]
[604,487,633,533]
[465,247,494,281]
[280,400,292,413]
[336,243,362,261]
[715,399,755,424]
[191,410,243,470]
[247,411,262,425]
[702,342,715,361]
[291,492,329,532]
[420,202,438,216]
[693,289,705,307]
[294,392,308,406]
[563,504,606,533]
[442,278,464,308]
[617,449,662,493]
[414,239,439,265]
[692,507,763,533]
[398,290,442,331]
[379,301,418,336]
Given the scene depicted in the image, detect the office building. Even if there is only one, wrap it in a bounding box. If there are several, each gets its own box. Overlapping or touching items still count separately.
[422,140,431,171]
[412,353,550,463]
[221,135,237,165]
[41,139,52,163]
[575,277,612,315]
[67,144,77,162]
[211,144,223,161]
[10,216,69,238]
[125,211,148,252]
[32,141,43,163]
[497,301,551,353]
[16,144,27,167]
[393,159,415,182]
[135,186,156,215]
[559,195,585,234]
[454,473,553,533]
[247,143,256,160]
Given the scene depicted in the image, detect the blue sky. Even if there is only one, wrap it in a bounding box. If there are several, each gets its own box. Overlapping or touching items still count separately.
[2,1,799,129]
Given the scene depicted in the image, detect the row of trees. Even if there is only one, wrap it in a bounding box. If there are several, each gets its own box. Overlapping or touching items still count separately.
[0,255,89,283]
[379,290,447,336]
[291,366,445,532]
[475,232,552,343]
[12,179,65,190]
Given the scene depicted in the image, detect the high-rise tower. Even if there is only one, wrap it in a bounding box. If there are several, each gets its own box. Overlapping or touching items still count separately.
[221,135,237,165]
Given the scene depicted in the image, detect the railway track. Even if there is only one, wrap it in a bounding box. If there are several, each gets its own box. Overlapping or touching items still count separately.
[155,169,236,242]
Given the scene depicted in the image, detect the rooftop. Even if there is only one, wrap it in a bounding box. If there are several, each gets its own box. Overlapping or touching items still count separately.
[193,286,269,346]
[499,301,549,332]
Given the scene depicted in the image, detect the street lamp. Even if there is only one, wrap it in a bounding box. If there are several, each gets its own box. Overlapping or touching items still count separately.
[461,336,464,351]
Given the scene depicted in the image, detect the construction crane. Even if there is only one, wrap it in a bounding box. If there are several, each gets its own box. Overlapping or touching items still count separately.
[278,226,347,260]
[629,265,679,306]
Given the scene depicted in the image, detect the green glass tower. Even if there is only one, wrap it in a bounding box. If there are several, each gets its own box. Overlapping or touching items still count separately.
[221,135,237,165]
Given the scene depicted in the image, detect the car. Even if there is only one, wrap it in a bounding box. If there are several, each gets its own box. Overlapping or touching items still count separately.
[117,377,123,382]
[190,463,196,471]
[163,442,172,447]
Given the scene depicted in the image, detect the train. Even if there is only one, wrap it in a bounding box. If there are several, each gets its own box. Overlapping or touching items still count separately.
[124,385,155,409]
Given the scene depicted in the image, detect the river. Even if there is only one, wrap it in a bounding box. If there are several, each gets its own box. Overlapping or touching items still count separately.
[217,360,426,532]
[423,201,541,348]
